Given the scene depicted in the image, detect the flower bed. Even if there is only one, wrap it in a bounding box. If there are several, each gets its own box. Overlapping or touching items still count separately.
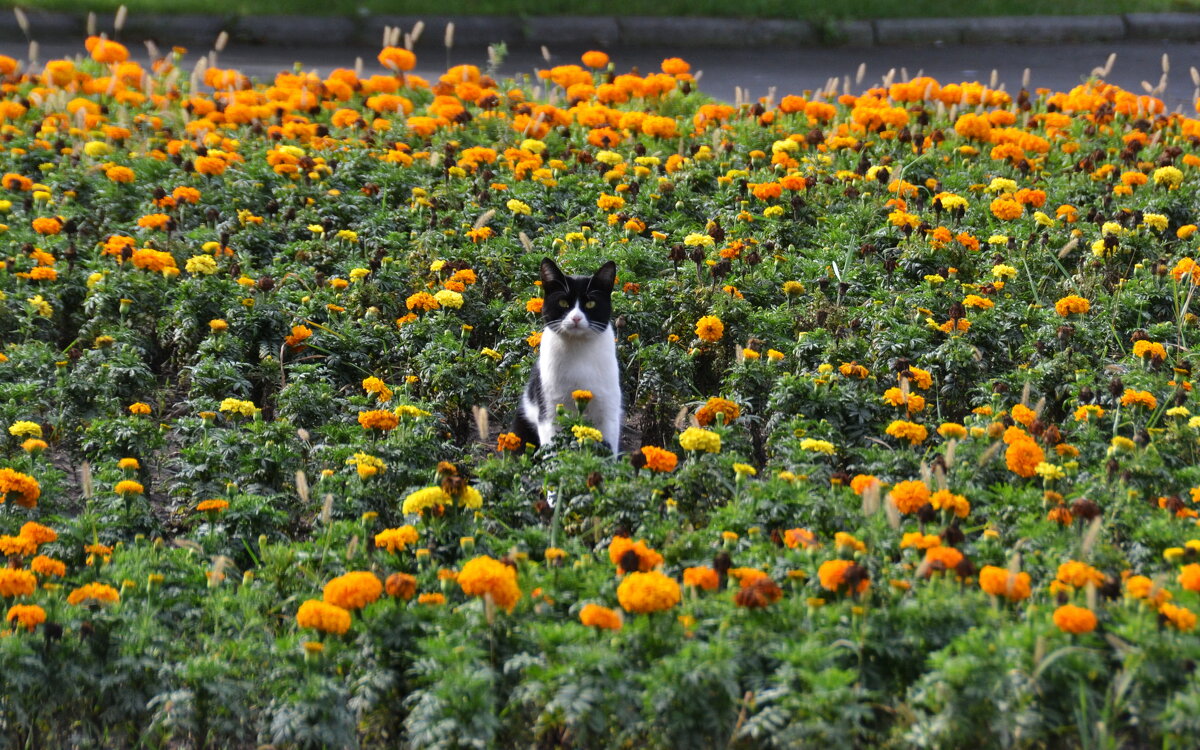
[1,38,1200,747]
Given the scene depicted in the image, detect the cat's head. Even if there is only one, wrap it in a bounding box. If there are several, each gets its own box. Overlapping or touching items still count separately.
[539,257,617,337]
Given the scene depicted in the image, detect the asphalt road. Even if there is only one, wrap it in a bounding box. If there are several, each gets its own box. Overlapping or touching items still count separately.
[15,37,1200,109]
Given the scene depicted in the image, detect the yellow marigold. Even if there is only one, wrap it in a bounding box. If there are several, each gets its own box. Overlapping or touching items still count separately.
[1053,604,1097,634]
[901,532,942,550]
[1005,439,1045,478]
[402,486,449,515]
[695,397,740,426]
[937,423,967,439]
[835,532,866,553]
[682,566,720,590]
[817,559,870,594]
[694,315,724,342]
[889,479,931,514]
[67,582,120,606]
[885,420,928,445]
[678,427,721,453]
[8,421,42,438]
[296,599,351,635]
[640,445,678,472]
[459,555,522,612]
[617,570,681,614]
[1054,295,1090,316]
[115,480,144,496]
[799,438,836,455]
[323,571,383,611]
[579,603,623,629]
[30,555,65,577]
[375,525,419,553]
[6,603,46,631]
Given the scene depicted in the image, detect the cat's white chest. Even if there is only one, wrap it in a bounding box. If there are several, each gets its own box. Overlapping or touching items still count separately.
[537,326,621,451]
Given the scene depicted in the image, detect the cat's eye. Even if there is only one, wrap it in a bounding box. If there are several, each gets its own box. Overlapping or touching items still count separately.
[558,299,569,308]
[585,301,596,309]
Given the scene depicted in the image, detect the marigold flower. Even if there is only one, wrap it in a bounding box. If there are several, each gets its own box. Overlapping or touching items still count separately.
[196,499,228,513]
[608,536,663,573]
[30,555,65,578]
[640,445,678,472]
[783,528,819,549]
[1056,561,1105,589]
[358,409,400,431]
[889,479,931,514]
[682,566,720,590]
[402,486,449,515]
[115,480,144,496]
[6,603,46,631]
[1180,564,1200,593]
[617,570,681,614]
[1005,439,1045,478]
[375,525,419,553]
[323,571,383,611]
[695,397,739,426]
[296,599,351,634]
[1054,295,1090,316]
[1160,602,1198,632]
[678,427,721,453]
[1053,604,1097,634]
[385,572,418,600]
[496,432,524,452]
[818,559,870,594]
[67,582,120,606]
[579,603,623,629]
[885,420,928,446]
[694,315,724,342]
[1119,389,1157,410]
[459,555,522,612]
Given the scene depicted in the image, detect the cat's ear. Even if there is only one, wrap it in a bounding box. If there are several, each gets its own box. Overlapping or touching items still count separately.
[593,260,617,291]
[540,257,566,289]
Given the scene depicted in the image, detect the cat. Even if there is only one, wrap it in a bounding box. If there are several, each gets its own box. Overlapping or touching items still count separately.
[513,257,621,455]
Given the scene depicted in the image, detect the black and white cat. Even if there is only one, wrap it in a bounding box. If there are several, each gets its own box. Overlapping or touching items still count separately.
[513,257,621,454]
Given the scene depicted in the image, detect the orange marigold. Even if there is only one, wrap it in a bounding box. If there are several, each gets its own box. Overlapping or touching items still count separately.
[640,445,678,472]
[358,409,400,431]
[817,559,870,594]
[1053,604,1097,634]
[695,315,724,342]
[608,536,664,573]
[6,603,46,631]
[458,555,522,612]
[322,571,383,611]
[296,599,351,634]
[682,566,720,590]
[889,480,931,514]
[579,603,623,629]
[1005,439,1045,478]
[979,565,1032,601]
[695,397,740,426]
[67,582,120,606]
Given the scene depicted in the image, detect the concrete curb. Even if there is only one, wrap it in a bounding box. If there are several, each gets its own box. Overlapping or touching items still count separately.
[1,10,1199,50]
